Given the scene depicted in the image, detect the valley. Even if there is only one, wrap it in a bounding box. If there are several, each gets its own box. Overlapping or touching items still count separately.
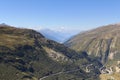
[0,25,100,80]
[1,0,120,80]
[0,23,120,80]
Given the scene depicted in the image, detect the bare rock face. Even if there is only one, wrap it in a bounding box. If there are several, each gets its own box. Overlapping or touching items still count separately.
[65,24,120,73]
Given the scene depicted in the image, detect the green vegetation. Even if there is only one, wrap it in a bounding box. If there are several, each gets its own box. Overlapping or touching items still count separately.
[0,25,100,80]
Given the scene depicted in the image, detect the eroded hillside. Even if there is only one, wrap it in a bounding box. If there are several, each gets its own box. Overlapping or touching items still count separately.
[65,24,120,76]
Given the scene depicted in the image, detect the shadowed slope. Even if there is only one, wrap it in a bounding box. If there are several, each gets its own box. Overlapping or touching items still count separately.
[0,25,100,80]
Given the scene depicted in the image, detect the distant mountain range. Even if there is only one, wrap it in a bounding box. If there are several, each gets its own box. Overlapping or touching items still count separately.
[39,29,79,43]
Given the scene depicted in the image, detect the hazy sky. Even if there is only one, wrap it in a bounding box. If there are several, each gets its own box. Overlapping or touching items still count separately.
[0,0,120,31]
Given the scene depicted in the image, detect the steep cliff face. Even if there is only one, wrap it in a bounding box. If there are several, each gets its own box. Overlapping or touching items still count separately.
[65,24,120,73]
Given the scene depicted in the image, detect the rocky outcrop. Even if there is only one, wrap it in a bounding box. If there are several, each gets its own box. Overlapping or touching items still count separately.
[43,47,69,62]
[65,24,120,74]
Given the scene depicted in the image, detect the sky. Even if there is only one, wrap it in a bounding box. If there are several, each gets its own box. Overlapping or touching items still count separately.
[0,0,120,32]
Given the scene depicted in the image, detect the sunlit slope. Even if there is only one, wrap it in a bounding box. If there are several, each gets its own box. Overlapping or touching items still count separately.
[65,24,120,76]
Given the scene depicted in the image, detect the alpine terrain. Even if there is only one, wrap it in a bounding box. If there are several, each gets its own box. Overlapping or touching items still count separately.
[0,25,101,80]
[65,23,120,80]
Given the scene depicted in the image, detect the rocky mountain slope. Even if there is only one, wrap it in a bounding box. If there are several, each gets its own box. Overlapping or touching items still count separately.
[65,24,120,75]
[0,25,101,80]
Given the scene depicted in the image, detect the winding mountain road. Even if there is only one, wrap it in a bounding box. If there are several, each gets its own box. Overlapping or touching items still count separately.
[39,69,81,80]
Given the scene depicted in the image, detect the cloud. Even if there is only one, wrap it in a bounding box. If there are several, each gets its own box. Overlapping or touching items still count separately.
[51,27,81,33]
[29,26,43,30]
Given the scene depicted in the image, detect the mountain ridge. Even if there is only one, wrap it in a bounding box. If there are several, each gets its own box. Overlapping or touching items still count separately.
[0,25,100,80]
[65,24,120,75]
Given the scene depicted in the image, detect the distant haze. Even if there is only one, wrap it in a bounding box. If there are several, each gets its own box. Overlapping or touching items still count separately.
[39,28,80,43]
